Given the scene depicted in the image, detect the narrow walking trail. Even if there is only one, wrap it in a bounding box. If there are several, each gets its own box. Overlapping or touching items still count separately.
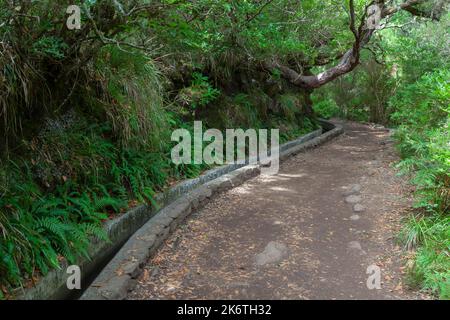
[128,121,426,300]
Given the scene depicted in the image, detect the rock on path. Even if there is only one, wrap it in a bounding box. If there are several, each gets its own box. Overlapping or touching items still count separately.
[254,241,289,266]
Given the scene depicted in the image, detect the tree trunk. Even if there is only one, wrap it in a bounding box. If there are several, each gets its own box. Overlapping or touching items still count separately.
[302,89,315,116]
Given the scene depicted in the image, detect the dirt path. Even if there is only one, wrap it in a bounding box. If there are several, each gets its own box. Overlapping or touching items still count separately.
[128,120,427,300]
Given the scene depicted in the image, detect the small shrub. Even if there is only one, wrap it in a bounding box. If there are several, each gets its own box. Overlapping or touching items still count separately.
[312,98,340,119]
[177,72,221,112]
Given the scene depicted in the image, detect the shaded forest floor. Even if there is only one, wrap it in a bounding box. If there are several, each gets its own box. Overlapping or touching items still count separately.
[128,120,431,300]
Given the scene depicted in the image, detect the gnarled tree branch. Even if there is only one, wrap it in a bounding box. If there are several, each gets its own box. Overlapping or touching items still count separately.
[264,0,436,89]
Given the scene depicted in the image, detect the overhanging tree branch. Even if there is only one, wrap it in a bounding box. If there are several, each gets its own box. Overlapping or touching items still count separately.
[263,0,436,89]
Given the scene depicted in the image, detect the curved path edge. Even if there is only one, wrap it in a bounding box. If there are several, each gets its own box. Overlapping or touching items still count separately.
[81,120,343,300]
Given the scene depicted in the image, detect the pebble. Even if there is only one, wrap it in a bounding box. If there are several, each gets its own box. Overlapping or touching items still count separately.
[345,195,362,204]
[343,184,362,196]
[255,241,288,266]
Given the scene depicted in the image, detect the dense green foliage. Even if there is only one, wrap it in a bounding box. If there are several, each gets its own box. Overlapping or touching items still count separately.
[0,0,447,298]
[379,14,449,299]
[392,70,449,299]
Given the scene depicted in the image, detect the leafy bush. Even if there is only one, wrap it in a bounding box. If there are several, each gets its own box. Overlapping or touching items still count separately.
[391,69,449,214]
[31,36,68,60]
[312,98,341,119]
[391,69,450,298]
[177,72,221,112]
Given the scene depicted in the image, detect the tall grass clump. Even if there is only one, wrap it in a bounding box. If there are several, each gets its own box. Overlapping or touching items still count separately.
[92,47,171,150]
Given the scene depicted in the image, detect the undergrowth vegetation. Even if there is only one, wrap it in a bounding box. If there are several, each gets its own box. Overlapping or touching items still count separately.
[387,13,449,299]
[0,0,447,299]
[393,69,449,299]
